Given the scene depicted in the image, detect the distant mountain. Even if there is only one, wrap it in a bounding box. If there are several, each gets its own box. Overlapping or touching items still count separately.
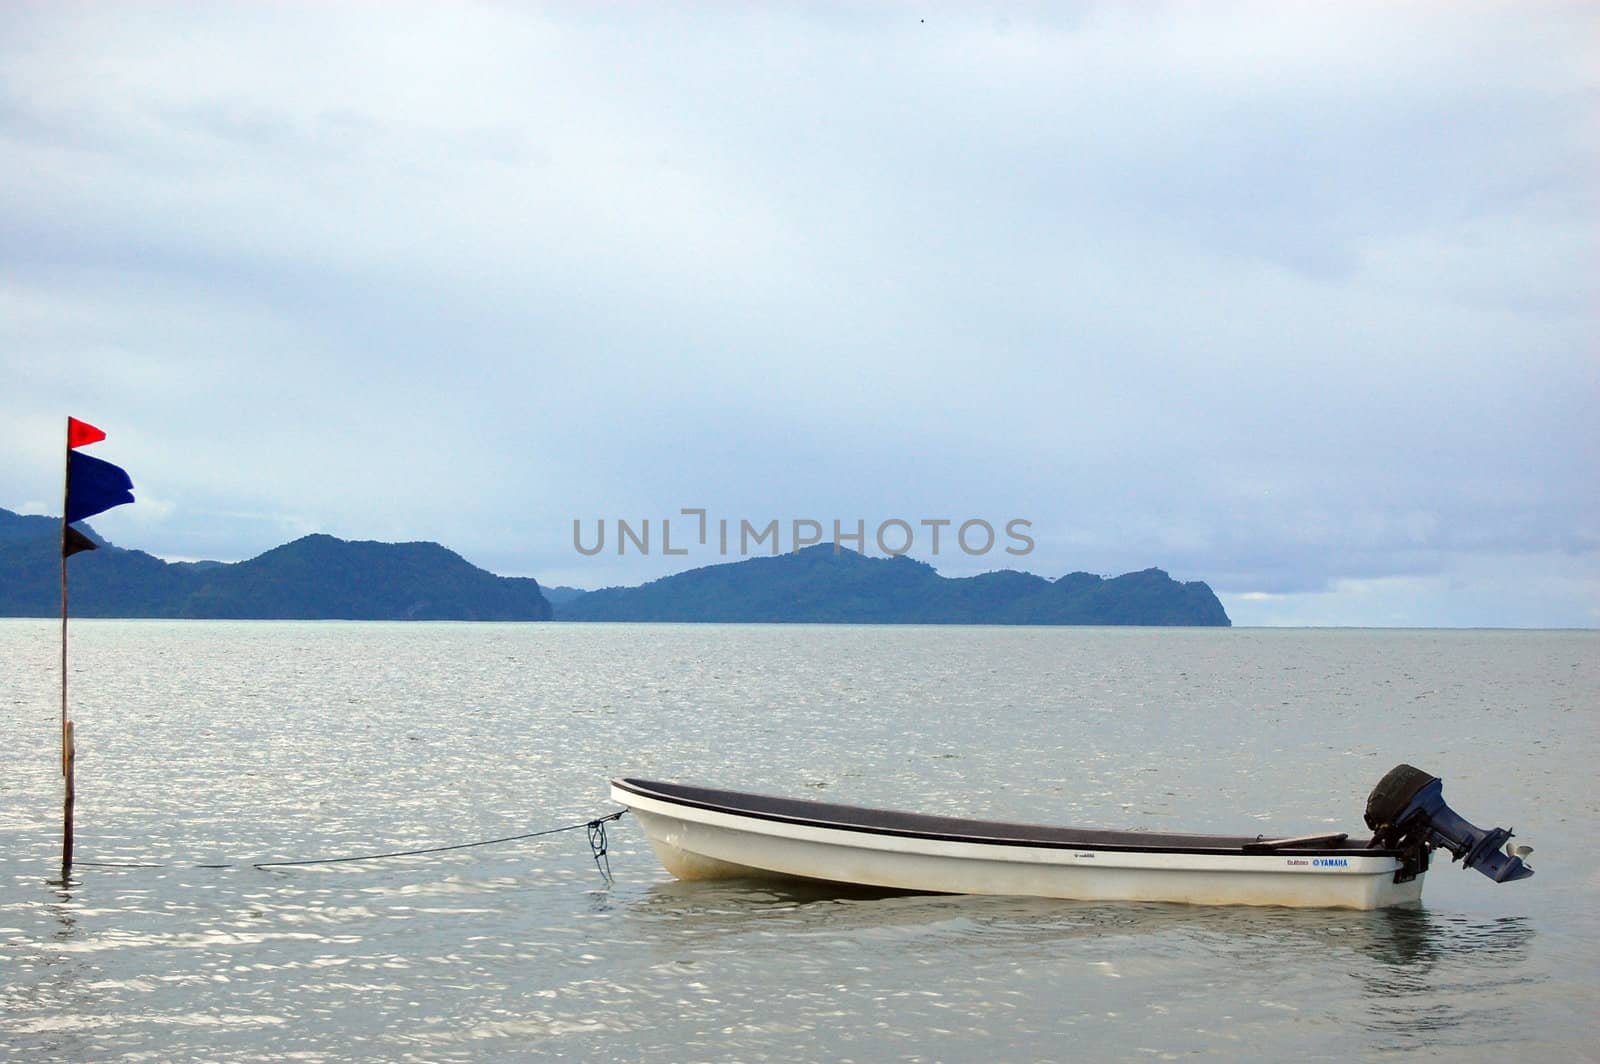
[0,508,551,620]
[2,508,1227,625]
[556,545,1230,626]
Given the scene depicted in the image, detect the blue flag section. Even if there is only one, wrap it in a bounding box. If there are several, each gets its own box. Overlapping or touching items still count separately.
[66,450,135,524]
[62,525,99,558]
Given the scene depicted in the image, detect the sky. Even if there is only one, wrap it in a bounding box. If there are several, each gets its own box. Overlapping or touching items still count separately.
[2,2,1596,627]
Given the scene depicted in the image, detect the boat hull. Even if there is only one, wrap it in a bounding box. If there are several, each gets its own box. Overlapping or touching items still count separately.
[612,779,1424,910]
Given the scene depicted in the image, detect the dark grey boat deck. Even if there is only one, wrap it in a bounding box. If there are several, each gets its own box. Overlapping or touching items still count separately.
[613,778,1392,858]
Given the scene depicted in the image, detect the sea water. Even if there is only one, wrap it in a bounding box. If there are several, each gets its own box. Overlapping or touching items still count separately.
[1,621,1595,1061]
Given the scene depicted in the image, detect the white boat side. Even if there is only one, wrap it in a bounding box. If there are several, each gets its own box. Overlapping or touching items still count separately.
[610,778,1424,910]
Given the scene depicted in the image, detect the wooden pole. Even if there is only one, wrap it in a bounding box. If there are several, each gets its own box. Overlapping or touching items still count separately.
[61,535,68,777]
[62,721,75,877]
[60,417,73,874]
[61,419,69,776]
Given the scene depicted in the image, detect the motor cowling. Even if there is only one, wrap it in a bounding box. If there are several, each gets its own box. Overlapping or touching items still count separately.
[1365,764,1533,884]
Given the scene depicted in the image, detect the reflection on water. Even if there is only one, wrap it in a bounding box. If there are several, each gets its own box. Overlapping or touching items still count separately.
[1357,908,1538,1049]
[606,876,1555,1059]
[626,877,1534,974]
[1362,906,1535,975]
[617,880,1547,1057]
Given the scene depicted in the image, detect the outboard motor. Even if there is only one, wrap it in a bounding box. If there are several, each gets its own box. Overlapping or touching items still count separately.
[1364,764,1534,883]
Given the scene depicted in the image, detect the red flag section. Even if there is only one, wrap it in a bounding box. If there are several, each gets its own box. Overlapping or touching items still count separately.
[68,417,106,449]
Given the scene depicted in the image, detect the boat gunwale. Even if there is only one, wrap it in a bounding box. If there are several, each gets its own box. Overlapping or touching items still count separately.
[612,778,1401,859]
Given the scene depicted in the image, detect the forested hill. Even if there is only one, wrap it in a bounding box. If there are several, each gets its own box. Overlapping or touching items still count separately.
[557,544,1230,626]
[0,508,551,620]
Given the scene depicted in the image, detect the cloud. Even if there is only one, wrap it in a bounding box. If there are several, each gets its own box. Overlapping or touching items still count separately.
[1,2,1595,624]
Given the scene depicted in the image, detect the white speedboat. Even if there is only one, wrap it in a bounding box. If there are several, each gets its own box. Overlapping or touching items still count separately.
[610,765,1532,910]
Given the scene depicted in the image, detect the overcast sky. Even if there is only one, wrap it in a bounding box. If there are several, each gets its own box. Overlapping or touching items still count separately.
[3,3,1595,626]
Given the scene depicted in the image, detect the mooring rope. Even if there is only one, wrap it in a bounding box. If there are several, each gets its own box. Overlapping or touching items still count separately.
[586,815,614,883]
[71,810,627,875]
